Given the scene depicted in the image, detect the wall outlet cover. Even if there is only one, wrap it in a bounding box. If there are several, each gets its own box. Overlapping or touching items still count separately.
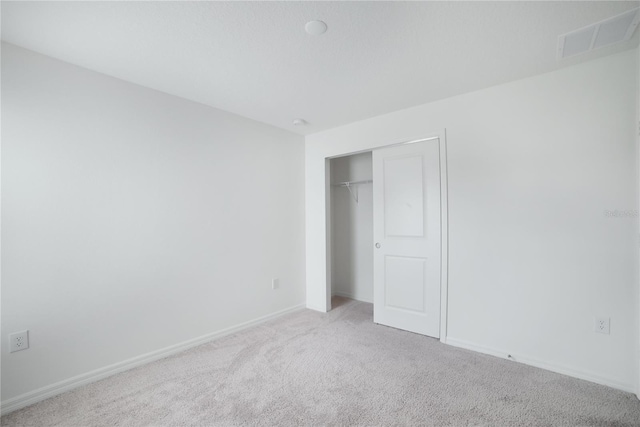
[594,317,610,334]
[9,330,30,353]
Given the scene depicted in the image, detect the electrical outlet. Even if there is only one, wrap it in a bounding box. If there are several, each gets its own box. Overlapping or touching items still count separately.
[9,330,29,353]
[594,317,610,334]
[272,278,279,290]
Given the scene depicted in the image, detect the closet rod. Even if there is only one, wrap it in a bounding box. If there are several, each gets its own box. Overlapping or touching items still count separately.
[332,179,372,203]
[332,179,372,187]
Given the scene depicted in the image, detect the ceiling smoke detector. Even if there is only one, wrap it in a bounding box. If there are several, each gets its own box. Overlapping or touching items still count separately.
[305,20,327,36]
[292,118,307,126]
[557,8,640,59]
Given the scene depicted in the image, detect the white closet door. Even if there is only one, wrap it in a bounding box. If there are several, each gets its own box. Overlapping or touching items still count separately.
[372,139,441,337]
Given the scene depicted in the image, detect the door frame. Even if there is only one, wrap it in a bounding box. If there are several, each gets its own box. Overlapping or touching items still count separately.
[322,131,449,341]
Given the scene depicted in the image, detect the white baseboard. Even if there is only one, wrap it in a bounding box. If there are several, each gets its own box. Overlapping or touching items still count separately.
[444,337,636,394]
[332,291,373,304]
[305,303,328,312]
[0,303,306,416]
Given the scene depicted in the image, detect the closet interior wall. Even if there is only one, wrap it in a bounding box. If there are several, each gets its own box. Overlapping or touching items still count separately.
[330,152,374,303]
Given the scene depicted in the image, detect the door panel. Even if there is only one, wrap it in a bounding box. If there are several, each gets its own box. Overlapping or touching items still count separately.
[383,155,424,237]
[373,139,441,337]
[384,256,426,313]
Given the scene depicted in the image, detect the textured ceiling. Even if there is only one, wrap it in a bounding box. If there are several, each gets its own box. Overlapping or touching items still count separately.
[2,1,639,135]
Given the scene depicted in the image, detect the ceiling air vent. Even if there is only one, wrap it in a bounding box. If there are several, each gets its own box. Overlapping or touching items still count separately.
[557,8,640,59]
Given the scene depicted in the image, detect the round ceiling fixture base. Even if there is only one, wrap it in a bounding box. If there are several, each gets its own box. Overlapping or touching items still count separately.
[305,20,327,36]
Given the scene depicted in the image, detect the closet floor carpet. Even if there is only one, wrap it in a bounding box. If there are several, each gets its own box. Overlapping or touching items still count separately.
[2,297,640,426]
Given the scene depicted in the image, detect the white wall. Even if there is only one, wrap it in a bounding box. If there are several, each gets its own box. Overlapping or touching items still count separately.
[330,152,373,303]
[306,49,639,393]
[1,43,306,404]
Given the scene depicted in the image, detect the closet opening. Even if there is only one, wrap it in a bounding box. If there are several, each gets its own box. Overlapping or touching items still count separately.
[321,133,448,338]
[329,151,374,305]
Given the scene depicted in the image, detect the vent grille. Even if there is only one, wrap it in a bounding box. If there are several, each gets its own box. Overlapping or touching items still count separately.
[558,8,640,59]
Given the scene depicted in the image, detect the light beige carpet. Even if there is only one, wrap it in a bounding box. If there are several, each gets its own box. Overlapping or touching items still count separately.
[2,298,640,426]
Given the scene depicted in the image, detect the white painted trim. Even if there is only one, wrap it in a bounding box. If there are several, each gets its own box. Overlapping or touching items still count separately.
[636,44,640,401]
[0,303,306,415]
[446,337,636,394]
[322,158,333,312]
[306,304,328,313]
[332,291,373,304]
[437,130,449,341]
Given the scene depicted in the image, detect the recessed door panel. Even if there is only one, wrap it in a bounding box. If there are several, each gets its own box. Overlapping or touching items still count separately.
[383,155,424,237]
[384,256,426,313]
